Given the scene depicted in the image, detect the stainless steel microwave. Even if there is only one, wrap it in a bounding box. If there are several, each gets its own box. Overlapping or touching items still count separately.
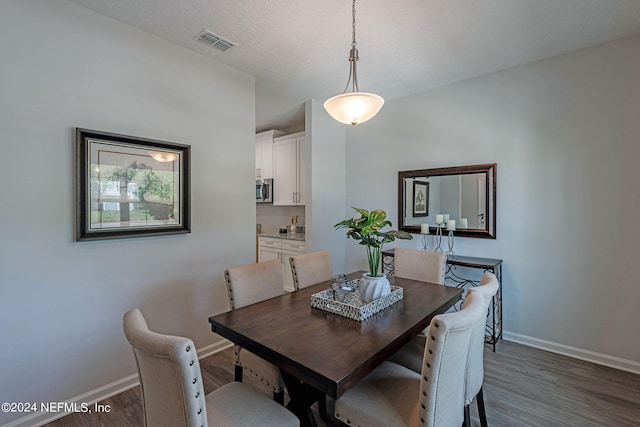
[256,179,273,203]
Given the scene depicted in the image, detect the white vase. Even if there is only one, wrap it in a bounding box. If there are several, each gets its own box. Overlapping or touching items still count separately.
[359,273,391,303]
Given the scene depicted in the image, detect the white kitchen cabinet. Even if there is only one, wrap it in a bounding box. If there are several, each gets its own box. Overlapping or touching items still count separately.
[255,130,283,180]
[257,236,306,292]
[273,132,305,205]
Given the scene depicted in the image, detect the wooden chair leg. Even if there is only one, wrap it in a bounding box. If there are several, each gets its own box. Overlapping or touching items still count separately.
[274,390,285,405]
[464,404,471,427]
[477,387,488,427]
[234,364,243,382]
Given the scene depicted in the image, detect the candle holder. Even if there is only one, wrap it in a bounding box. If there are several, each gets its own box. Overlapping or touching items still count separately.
[421,233,432,251]
[446,230,455,257]
[434,224,444,252]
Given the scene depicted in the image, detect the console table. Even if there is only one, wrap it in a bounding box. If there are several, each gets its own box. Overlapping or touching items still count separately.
[382,249,503,351]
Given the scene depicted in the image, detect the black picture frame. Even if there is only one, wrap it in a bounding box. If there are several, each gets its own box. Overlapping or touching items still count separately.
[75,128,191,241]
[412,180,429,217]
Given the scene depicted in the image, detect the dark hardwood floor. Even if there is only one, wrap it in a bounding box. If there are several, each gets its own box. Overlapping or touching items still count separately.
[43,340,640,426]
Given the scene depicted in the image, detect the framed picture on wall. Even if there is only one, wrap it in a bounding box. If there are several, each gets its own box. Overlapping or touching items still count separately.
[412,180,429,217]
[75,128,191,241]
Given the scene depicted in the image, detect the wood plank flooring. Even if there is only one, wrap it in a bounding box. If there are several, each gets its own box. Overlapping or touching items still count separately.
[42,340,640,426]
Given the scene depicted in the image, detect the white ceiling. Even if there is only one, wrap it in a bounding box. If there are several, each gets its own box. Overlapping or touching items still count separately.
[68,0,640,132]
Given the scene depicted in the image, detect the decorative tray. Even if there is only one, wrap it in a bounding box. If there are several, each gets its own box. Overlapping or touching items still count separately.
[310,279,404,322]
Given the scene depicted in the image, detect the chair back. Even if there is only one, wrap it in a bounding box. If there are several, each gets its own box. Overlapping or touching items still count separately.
[419,291,484,427]
[394,248,446,284]
[123,309,207,427]
[289,251,333,290]
[464,272,499,404]
[224,259,284,309]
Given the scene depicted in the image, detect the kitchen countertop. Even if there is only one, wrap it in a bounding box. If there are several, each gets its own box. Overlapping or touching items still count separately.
[258,232,306,242]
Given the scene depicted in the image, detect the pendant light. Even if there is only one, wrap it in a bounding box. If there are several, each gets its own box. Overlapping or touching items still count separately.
[324,0,384,125]
[148,151,178,162]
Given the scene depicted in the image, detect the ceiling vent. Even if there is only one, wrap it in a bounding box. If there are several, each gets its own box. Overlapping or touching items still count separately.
[193,29,236,52]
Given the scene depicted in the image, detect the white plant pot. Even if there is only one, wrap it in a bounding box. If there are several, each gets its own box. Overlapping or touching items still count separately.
[359,273,391,303]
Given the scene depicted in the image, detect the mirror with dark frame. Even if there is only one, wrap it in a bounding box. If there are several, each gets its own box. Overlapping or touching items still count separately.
[398,163,496,239]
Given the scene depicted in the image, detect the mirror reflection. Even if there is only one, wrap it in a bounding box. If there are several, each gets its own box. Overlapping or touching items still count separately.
[404,174,487,230]
[398,164,496,239]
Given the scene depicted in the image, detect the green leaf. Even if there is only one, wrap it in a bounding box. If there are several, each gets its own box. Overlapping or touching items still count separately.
[352,207,369,218]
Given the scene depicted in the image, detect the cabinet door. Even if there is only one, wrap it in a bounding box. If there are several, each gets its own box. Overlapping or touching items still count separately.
[260,138,273,179]
[258,245,280,263]
[296,135,306,206]
[273,136,298,205]
[256,132,274,180]
[255,138,261,180]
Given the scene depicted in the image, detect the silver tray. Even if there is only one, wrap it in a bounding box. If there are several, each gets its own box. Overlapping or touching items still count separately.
[310,279,404,321]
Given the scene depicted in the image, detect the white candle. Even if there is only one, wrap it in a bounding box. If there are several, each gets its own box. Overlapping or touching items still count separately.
[435,214,444,225]
[443,214,450,223]
[420,223,429,234]
[459,218,468,228]
[446,220,456,231]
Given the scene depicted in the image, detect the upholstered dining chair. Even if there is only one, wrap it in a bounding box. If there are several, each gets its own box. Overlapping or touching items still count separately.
[387,248,447,370]
[288,250,332,418]
[122,309,299,427]
[463,272,499,427]
[334,291,484,427]
[224,260,286,404]
[289,251,333,290]
[393,247,447,284]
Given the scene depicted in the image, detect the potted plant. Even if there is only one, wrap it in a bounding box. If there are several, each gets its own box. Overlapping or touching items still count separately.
[335,207,412,301]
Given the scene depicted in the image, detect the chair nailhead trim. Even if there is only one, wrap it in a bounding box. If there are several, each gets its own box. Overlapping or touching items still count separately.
[186,345,191,352]
[190,360,194,366]
[423,390,427,396]
[197,408,202,414]
[431,335,436,340]
[195,392,200,398]
[192,378,197,384]
[426,362,431,368]
[434,323,439,328]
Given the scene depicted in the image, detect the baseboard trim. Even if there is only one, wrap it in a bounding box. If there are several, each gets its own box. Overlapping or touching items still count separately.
[2,340,232,427]
[503,331,640,375]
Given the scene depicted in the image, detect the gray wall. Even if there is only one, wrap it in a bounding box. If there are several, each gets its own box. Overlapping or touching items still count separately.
[306,99,347,273]
[0,1,255,425]
[345,34,640,370]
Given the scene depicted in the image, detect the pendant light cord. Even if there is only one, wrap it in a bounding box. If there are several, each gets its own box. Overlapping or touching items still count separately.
[351,0,357,49]
[344,0,360,93]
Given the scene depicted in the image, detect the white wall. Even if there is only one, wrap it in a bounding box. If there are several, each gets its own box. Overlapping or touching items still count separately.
[345,34,640,369]
[0,1,255,425]
[305,99,347,273]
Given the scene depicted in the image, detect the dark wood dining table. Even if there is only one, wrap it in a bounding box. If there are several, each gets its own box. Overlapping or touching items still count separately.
[208,271,462,426]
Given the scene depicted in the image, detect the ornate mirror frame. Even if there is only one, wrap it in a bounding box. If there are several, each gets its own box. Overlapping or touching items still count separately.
[398,163,496,239]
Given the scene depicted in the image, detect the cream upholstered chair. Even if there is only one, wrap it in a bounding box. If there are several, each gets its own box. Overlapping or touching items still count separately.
[224,260,286,404]
[334,291,484,427]
[387,248,447,371]
[289,251,333,290]
[123,309,299,427]
[463,272,499,427]
[288,251,333,418]
[393,247,447,284]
